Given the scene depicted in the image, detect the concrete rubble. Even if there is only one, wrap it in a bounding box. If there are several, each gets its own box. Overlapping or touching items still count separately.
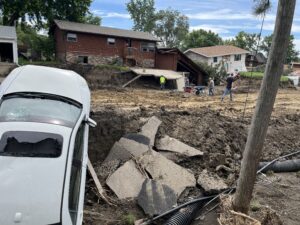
[197,169,228,194]
[156,135,203,157]
[106,160,146,199]
[138,179,177,216]
[139,116,162,146]
[138,150,196,196]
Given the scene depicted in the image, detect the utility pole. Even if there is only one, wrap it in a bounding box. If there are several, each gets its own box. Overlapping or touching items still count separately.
[233,0,296,214]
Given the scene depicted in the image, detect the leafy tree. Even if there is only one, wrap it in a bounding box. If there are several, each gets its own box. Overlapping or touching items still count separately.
[260,34,298,63]
[126,0,156,32]
[182,29,222,50]
[225,31,259,52]
[0,0,92,28]
[197,61,227,85]
[154,9,189,48]
[83,13,102,25]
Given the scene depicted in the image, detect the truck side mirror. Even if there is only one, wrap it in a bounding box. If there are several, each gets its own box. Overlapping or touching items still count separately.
[86,118,97,127]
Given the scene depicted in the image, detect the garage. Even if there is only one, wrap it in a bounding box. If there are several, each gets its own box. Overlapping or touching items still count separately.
[0,25,18,64]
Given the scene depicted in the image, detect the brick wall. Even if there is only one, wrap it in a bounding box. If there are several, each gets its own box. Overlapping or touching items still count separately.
[55,27,156,67]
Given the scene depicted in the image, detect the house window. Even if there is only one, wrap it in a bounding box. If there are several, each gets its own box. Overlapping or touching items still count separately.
[78,56,88,64]
[141,42,155,52]
[234,54,241,61]
[67,33,77,42]
[213,57,218,63]
[107,38,116,45]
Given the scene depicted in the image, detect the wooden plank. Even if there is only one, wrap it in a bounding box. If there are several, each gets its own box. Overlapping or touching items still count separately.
[87,158,113,205]
[122,74,142,88]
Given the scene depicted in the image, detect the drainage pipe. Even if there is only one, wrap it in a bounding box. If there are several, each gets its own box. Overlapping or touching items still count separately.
[258,159,300,173]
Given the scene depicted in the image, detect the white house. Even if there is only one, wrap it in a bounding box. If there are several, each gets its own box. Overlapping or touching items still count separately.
[0,25,18,64]
[185,45,249,73]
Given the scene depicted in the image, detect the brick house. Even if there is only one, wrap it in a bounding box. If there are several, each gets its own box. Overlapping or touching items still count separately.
[53,20,159,67]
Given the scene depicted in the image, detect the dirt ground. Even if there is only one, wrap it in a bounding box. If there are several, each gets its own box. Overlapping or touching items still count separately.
[85,87,300,225]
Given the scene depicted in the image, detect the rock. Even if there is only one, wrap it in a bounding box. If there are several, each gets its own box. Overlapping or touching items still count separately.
[156,135,203,157]
[106,160,146,199]
[197,169,228,194]
[123,133,150,145]
[104,138,150,162]
[139,116,162,146]
[139,151,196,196]
[138,179,177,216]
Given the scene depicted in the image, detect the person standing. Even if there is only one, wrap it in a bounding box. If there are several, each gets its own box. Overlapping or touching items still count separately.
[221,73,240,102]
[208,78,215,96]
[160,75,166,90]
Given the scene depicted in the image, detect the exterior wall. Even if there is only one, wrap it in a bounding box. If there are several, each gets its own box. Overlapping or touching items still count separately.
[185,51,208,64]
[0,39,18,64]
[155,53,177,70]
[54,27,156,67]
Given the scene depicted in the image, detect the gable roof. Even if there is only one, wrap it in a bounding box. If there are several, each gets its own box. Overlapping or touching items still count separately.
[54,20,159,42]
[0,25,17,40]
[186,45,250,58]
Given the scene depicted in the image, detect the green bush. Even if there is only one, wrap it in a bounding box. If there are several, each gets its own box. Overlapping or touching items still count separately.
[240,72,289,82]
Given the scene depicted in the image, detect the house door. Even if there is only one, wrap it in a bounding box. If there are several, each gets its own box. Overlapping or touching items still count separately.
[0,42,13,63]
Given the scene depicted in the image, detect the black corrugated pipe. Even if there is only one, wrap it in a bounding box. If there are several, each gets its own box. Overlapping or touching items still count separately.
[163,201,204,225]
[258,159,300,173]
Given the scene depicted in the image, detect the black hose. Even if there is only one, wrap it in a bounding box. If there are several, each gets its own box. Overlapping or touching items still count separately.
[163,201,204,225]
[258,159,300,173]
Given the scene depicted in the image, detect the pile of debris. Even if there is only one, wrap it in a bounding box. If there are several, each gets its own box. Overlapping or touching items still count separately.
[99,116,228,217]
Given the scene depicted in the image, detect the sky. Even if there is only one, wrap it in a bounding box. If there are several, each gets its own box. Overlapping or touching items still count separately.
[90,0,300,51]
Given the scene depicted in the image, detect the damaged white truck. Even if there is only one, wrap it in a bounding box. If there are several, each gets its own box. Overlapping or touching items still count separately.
[0,65,96,225]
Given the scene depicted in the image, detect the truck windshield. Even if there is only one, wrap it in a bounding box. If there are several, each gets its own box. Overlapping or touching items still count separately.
[0,131,63,158]
[0,94,82,128]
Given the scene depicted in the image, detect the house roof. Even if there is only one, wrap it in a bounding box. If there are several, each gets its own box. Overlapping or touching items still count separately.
[248,52,267,63]
[0,25,17,40]
[186,45,250,58]
[54,20,159,42]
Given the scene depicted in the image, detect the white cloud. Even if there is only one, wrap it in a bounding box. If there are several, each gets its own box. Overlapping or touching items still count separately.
[293,39,300,51]
[189,24,254,34]
[259,22,300,33]
[91,10,130,19]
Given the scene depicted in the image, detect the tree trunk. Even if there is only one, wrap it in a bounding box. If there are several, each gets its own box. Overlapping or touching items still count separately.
[233,0,296,214]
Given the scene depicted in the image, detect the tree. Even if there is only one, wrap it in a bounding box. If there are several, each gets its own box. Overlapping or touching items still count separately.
[182,29,222,50]
[0,0,92,28]
[83,13,102,25]
[154,9,189,48]
[126,0,156,32]
[233,0,296,214]
[261,34,299,63]
[224,31,259,52]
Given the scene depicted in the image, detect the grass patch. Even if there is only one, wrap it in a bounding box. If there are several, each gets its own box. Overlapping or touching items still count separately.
[95,64,130,72]
[250,199,262,212]
[240,72,289,82]
[18,58,60,66]
[122,213,136,225]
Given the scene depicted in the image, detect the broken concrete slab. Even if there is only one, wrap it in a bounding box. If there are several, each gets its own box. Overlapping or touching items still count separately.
[156,135,203,157]
[138,179,177,216]
[104,138,150,163]
[123,133,150,145]
[139,151,196,196]
[139,116,162,146]
[106,160,146,199]
[197,169,228,194]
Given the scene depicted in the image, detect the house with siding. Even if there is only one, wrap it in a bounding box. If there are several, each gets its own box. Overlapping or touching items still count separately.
[185,45,249,73]
[0,25,18,64]
[53,20,159,67]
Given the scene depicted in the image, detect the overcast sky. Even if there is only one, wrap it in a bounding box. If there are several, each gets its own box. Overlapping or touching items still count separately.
[90,0,300,50]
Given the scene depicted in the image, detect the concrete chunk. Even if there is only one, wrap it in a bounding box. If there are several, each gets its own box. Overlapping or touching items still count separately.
[139,151,196,196]
[138,179,177,216]
[104,138,149,162]
[106,160,146,199]
[156,135,203,157]
[197,169,228,194]
[139,116,162,146]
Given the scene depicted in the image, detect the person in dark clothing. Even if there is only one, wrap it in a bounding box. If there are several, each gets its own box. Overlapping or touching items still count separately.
[221,73,240,102]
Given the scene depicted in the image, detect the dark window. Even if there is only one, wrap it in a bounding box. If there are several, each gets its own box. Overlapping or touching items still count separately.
[69,123,85,224]
[213,57,218,63]
[78,56,88,64]
[126,39,132,47]
[67,33,77,42]
[234,54,241,61]
[141,42,155,52]
[0,94,82,128]
[107,37,116,45]
[0,131,63,158]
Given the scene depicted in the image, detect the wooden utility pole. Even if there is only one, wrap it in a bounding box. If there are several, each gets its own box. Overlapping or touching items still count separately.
[233,0,296,214]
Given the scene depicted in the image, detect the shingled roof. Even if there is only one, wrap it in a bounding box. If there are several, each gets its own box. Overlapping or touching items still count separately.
[0,25,17,40]
[186,45,250,57]
[54,20,159,42]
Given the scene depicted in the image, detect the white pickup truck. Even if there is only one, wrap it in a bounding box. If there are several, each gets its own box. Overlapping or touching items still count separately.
[0,65,96,225]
